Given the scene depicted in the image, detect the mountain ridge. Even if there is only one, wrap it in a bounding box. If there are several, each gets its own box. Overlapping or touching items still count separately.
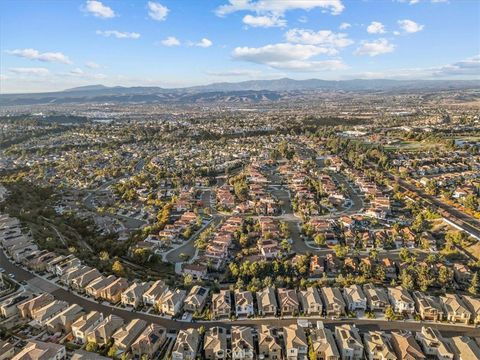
[1,78,479,106]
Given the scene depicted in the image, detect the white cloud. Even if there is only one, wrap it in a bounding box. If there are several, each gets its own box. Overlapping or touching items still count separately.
[70,68,84,75]
[233,43,332,62]
[85,61,100,69]
[285,29,353,49]
[147,1,169,21]
[367,21,386,34]
[243,14,286,27]
[216,0,345,17]
[409,0,420,4]
[96,30,140,39]
[433,55,480,77]
[339,22,351,30]
[9,67,50,76]
[6,48,72,64]
[232,43,347,71]
[398,19,424,33]
[84,0,115,18]
[349,55,478,79]
[354,38,395,56]
[161,36,181,46]
[195,38,213,48]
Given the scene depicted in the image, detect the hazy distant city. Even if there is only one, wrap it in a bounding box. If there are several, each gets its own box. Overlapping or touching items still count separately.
[1,1,480,360]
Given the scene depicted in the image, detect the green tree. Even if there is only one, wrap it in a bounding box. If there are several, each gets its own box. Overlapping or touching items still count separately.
[112,260,125,276]
[107,346,118,359]
[469,272,479,296]
[85,341,98,352]
[314,233,326,247]
[99,251,110,262]
[385,306,395,321]
[184,274,194,287]
[400,269,414,290]
[333,244,348,258]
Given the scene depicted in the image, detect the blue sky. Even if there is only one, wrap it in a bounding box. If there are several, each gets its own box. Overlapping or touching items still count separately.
[1,0,479,93]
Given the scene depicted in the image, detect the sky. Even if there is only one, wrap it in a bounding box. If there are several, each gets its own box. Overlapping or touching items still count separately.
[0,0,479,93]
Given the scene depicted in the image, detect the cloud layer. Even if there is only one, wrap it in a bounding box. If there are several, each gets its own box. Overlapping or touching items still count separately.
[6,48,72,64]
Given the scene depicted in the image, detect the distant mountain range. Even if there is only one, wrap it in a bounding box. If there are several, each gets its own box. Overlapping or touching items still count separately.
[1,78,479,106]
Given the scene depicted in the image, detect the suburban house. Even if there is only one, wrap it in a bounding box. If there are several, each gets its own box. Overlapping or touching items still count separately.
[204,327,227,360]
[277,288,300,316]
[321,287,346,319]
[0,340,14,360]
[142,280,167,306]
[231,326,255,360]
[112,319,147,355]
[413,291,444,322]
[84,275,115,299]
[258,325,283,360]
[387,287,415,315]
[98,278,129,304]
[298,287,323,315]
[71,350,110,360]
[121,281,151,308]
[11,340,66,360]
[86,314,124,346]
[70,268,102,292]
[453,263,472,287]
[211,290,231,319]
[334,325,364,360]
[71,311,103,344]
[461,295,480,324]
[363,331,396,360]
[0,292,32,318]
[172,328,200,360]
[390,331,426,360]
[131,324,167,358]
[17,293,54,319]
[363,284,390,312]
[45,304,84,335]
[61,266,91,286]
[415,326,454,360]
[283,325,308,360]
[234,290,255,317]
[256,287,278,317]
[30,300,69,326]
[343,285,367,312]
[157,288,186,317]
[184,285,209,313]
[310,326,340,360]
[440,294,472,324]
[449,336,480,359]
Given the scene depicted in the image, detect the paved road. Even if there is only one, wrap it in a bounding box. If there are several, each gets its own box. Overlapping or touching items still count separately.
[1,249,479,335]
